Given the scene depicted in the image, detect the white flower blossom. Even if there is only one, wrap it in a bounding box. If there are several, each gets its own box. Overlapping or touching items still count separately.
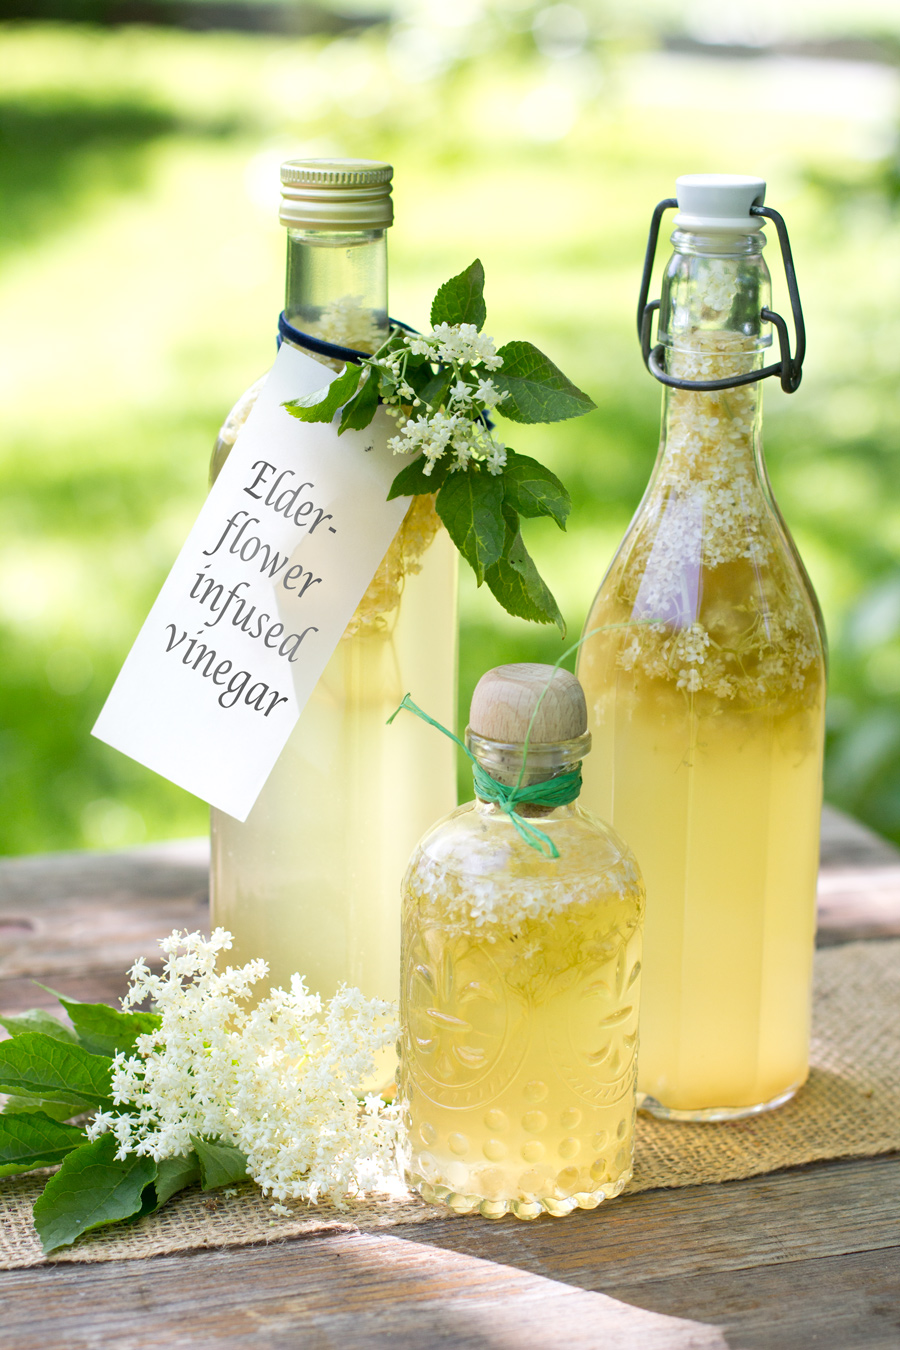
[365,319,510,482]
[606,318,820,706]
[475,377,506,410]
[88,929,403,1207]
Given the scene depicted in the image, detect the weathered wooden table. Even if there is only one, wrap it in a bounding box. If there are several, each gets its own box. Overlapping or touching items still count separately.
[2,806,900,1349]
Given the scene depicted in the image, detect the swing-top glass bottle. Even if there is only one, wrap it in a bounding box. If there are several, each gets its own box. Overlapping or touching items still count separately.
[577,175,826,1120]
[209,160,458,1005]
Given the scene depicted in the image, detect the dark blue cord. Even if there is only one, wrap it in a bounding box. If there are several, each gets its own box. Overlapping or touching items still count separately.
[277,312,415,363]
[275,312,493,429]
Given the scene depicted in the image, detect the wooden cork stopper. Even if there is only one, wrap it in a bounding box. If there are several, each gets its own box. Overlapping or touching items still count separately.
[469,664,587,745]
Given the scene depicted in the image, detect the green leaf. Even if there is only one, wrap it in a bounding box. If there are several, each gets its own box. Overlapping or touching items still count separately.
[191,1136,250,1191]
[435,469,506,585]
[386,454,450,500]
[416,365,454,411]
[500,450,571,528]
[338,367,380,433]
[0,1111,86,1177]
[0,1010,77,1044]
[430,259,487,332]
[1,1094,80,1122]
[282,362,362,423]
[32,1133,157,1254]
[0,1034,113,1110]
[41,990,160,1060]
[485,530,566,636]
[493,341,596,424]
[148,1152,202,1209]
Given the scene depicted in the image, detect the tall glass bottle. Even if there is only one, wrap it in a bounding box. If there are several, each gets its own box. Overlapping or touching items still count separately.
[209,160,458,1003]
[577,175,826,1120]
[399,664,644,1219]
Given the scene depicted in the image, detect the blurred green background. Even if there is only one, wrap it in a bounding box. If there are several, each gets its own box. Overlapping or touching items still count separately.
[2,0,900,854]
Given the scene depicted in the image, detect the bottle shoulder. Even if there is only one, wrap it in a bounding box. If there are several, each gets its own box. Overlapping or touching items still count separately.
[580,436,826,712]
[210,371,270,486]
[404,800,644,932]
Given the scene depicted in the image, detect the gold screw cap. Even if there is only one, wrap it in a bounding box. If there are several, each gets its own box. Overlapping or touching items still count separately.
[279,158,393,230]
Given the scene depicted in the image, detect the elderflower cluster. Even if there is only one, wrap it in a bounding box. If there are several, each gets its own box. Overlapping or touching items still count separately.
[598,322,822,709]
[308,294,386,368]
[407,322,503,370]
[375,321,509,476]
[88,929,404,1206]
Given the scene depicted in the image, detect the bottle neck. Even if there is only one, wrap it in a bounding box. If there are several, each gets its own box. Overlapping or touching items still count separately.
[284,227,389,356]
[466,728,590,812]
[655,227,771,484]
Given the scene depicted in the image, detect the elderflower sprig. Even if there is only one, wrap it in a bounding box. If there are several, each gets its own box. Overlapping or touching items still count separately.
[0,931,404,1254]
[283,260,597,638]
[92,929,401,1205]
[380,324,508,476]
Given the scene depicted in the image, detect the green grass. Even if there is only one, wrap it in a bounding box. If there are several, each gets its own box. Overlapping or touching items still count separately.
[1,20,899,850]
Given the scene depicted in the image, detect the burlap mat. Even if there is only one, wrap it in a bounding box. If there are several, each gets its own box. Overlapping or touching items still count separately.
[3,939,899,1270]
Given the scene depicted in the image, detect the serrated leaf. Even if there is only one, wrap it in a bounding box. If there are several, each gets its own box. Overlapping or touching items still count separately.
[0,1010,77,1044]
[0,1111,86,1177]
[493,341,595,424]
[430,259,487,332]
[191,1136,250,1191]
[338,367,380,433]
[501,450,571,528]
[0,1034,113,1110]
[386,454,450,501]
[1,1094,80,1122]
[282,362,362,423]
[148,1152,202,1209]
[45,991,160,1060]
[435,469,506,585]
[32,1133,157,1254]
[485,530,566,635]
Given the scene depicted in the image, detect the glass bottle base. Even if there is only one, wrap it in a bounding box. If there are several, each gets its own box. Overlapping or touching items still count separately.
[412,1171,631,1221]
[638,1080,801,1123]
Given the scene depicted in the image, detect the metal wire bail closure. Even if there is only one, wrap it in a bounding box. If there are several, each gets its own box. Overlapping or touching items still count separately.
[636,198,806,394]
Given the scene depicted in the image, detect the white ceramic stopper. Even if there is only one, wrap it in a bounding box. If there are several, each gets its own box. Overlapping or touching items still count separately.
[673,174,766,233]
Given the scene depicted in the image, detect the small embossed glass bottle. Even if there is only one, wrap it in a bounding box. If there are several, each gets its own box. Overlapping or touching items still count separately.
[399,664,644,1220]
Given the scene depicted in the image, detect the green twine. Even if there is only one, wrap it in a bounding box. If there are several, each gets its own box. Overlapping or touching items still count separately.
[387,692,581,859]
[386,621,643,861]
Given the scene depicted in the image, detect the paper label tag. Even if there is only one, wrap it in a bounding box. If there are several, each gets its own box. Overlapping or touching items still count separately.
[93,342,409,821]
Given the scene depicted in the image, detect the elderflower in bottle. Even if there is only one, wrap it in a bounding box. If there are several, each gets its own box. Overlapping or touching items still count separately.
[209,160,458,1005]
[577,176,826,1119]
[398,664,644,1220]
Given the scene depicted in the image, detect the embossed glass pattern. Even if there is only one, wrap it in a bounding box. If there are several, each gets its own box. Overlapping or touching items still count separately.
[399,746,644,1221]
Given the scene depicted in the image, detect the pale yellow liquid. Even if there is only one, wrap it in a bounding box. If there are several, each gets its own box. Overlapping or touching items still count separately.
[577,322,827,1118]
[581,678,824,1115]
[400,804,644,1218]
[211,526,458,1003]
[208,360,458,1009]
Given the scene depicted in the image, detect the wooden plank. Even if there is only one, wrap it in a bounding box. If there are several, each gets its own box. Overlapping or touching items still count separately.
[380,1154,900,1288]
[604,1246,900,1350]
[0,1231,731,1350]
[0,839,207,993]
[2,1156,899,1349]
[1,816,899,1349]
[819,803,900,868]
